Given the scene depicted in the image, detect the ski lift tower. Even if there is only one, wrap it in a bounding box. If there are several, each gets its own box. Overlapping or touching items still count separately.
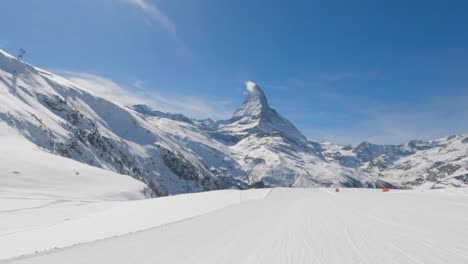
[17,49,26,61]
[11,49,26,91]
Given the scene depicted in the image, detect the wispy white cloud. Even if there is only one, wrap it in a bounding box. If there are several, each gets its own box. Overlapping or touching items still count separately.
[125,0,192,55]
[61,71,234,120]
[126,0,176,35]
[288,70,381,88]
[318,73,355,82]
[131,79,146,90]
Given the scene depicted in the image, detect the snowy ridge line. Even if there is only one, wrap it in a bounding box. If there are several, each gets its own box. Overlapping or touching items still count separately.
[0,189,271,261]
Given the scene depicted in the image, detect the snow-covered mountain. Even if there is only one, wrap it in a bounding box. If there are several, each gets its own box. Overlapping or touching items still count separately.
[217,81,307,143]
[322,135,468,188]
[0,48,467,195]
[0,49,247,196]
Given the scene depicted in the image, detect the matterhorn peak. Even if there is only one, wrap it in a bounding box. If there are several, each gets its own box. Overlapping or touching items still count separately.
[243,81,269,111]
[222,81,307,142]
[233,81,270,120]
[245,81,264,97]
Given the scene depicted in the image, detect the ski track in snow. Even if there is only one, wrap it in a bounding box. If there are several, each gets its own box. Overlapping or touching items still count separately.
[2,188,468,264]
[0,200,65,214]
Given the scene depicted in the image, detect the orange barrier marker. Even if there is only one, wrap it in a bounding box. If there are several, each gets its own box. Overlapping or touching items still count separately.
[382,188,389,192]
[335,188,340,193]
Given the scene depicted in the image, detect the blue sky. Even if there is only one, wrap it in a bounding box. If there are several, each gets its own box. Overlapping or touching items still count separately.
[1,0,467,144]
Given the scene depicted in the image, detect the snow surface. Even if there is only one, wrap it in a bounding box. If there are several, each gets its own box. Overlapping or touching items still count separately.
[0,188,271,260]
[0,124,149,201]
[2,188,467,264]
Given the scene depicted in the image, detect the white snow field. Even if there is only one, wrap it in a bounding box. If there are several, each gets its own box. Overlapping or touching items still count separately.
[2,188,468,264]
[0,188,270,260]
[0,124,150,201]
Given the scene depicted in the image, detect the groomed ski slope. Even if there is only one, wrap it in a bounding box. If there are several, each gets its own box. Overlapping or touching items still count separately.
[0,189,270,260]
[4,188,468,264]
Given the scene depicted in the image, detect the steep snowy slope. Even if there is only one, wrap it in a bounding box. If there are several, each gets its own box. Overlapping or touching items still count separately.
[0,49,247,195]
[227,124,393,188]
[0,124,149,200]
